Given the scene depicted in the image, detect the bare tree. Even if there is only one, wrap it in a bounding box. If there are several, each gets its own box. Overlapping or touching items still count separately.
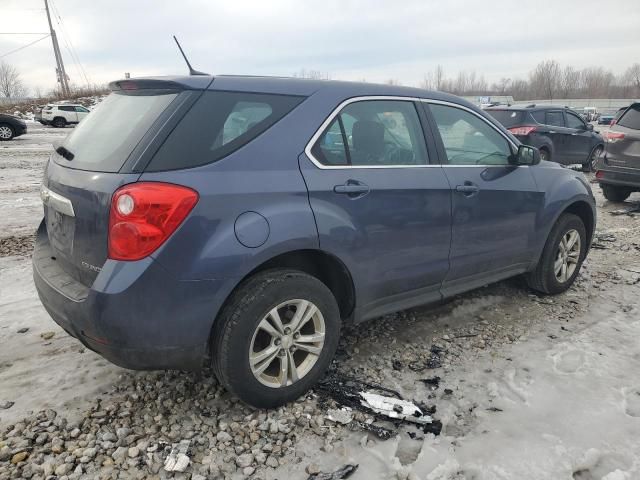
[580,67,614,97]
[385,78,402,86]
[0,62,27,99]
[529,60,561,100]
[559,66,580,98]
[292,69,330,80]
[623,63,640,96]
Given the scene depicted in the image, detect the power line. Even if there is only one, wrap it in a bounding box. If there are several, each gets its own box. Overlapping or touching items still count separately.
[0,32,50,35]
[49,0,91,86]
[0,34,50,59]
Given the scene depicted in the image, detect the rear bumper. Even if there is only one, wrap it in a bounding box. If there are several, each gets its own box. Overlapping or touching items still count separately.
[32,221,228,371]
[596,166,640,190]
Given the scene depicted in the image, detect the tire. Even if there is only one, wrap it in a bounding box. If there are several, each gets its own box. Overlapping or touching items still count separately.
[583,146,603,172]
[601,184,631,203]
[539,148,550,162]
[52,117,66,128]
[526,213,587,295]
[212,269,341,408]
[0,123,15,141]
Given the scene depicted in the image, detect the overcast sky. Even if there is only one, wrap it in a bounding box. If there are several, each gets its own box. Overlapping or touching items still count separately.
[1,0,639,93]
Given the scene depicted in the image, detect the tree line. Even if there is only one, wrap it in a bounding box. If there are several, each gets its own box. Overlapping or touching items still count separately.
[419,60,640,100]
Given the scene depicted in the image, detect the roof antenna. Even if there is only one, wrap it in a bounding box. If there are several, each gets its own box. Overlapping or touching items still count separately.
[173,35,208,76]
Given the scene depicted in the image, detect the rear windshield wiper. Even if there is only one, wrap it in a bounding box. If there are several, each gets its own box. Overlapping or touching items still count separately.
[55,145,75,161]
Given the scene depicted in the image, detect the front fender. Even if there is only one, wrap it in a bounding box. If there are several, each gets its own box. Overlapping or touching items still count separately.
[529,164,596,267]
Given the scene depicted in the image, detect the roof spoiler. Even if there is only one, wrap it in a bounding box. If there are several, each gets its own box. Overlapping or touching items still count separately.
[108,79,188,91]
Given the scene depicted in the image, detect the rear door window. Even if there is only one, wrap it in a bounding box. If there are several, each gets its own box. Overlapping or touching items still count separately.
[147,91,304,172]
[310,100,428,167]
[546,111,565,127]
[56,91,178,172]
[618,105,640,130]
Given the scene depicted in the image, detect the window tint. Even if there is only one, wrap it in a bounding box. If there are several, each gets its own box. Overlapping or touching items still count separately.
[486,110,525,128]
[546,111,565,127]
[59,105,75,112]
[148,91,304,171]
[57,91,178,173]
[565,112,586,129]
[311,100,428,166]
[531,111,545,124]
[75,106,90,113]
[311,117,348,166]
[618,105,640,130]
[429,104,513,165]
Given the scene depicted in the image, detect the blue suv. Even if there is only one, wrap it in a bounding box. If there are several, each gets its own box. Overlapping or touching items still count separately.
[33,76,596,407]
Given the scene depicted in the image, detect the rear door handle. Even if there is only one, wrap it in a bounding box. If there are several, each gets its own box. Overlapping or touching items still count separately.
[334,181,370,197]
[455,183,480,196]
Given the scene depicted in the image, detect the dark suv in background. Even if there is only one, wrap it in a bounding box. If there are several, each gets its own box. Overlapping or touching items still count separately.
[596,103,640,201]
[487,105,604,170]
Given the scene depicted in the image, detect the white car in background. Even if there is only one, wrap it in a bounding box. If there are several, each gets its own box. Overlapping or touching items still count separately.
[36,104,91,128]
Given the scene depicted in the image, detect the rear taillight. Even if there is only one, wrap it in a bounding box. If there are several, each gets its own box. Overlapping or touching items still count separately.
[604,131,625,143]
[108,182,199,261]
[610,119,616,126]
[508,126,537,136]
[595,170,604,179]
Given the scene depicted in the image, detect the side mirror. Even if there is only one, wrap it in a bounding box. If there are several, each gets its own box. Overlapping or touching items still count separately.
[516,145,540,165]
[586,124,594,131]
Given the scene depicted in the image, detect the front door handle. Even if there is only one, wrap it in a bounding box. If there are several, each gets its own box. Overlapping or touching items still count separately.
[455,183,480,196]
[334,180,370,197]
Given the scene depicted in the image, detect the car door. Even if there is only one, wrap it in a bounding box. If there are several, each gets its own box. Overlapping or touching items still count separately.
[75,106,90,121]
[59,105,78,123]
[543,110,572,164]
[299,98,452,320]
[564,110,593,163]
[423,101,544,297]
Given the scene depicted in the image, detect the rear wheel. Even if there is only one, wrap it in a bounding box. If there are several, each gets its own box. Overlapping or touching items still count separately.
[212,269,341,408]
[526,213,587,294]
[601,184,631,203]
[0,123,14,141]
[52,117,66,128]
[539,147,550,162]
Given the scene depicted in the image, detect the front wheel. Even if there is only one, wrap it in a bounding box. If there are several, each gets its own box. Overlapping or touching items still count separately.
[212,269,341,408]
[601,184,631,203]
[0,123,15,141]
[526,213,587,294]
[52,117,66,128]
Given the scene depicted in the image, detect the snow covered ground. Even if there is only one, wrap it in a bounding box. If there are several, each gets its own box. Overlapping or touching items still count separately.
[0,122,639,479]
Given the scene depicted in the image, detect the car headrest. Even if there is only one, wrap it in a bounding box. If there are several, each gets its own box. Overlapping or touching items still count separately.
[352,120,385,156]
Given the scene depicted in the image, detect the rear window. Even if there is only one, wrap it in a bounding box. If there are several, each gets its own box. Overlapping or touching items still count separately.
[146,91,304,172]
[486,110,525,128]
[57,91,178,172]
[618,105,640,130]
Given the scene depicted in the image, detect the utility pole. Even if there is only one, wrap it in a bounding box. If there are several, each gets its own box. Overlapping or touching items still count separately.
[44,0,70,96]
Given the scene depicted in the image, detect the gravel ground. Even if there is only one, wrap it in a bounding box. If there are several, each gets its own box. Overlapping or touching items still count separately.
[0,121,639,479]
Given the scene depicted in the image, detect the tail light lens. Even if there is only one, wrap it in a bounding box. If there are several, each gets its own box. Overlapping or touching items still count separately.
[604,131,625,143]
[108,182,199,261]
[595,170,604,179]
[508,126,537,136]
[610,119,617,126]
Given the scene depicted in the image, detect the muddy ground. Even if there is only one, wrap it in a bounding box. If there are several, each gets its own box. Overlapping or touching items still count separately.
[0,122,639,479]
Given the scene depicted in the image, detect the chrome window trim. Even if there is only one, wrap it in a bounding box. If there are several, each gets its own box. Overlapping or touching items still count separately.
[40,184,75,217]
[303,96,519,170]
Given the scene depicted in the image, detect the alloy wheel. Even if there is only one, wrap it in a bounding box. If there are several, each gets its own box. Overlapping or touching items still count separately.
[249,299,325,388]
[590,146,603,171]
[554,229,581,283]
[0,125,13,140]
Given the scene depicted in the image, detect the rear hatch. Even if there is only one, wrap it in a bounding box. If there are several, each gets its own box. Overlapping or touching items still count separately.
[604,103,640,171]
[42,81,193,287]
[485,109,527,129]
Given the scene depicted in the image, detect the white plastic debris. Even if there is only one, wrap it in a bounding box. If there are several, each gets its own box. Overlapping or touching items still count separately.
[327,407,354,425]
[359,392,432,425]
[164,439,191,472]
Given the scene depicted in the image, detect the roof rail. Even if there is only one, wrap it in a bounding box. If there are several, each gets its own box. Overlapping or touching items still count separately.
[526,103,536,108]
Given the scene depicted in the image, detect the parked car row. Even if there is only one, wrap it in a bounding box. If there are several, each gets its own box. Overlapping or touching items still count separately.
[33,75,597,407]
[485,104,604,171]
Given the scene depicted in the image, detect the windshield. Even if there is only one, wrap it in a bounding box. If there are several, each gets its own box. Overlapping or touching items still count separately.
[486,110,525,128]
[56,91,178,172]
